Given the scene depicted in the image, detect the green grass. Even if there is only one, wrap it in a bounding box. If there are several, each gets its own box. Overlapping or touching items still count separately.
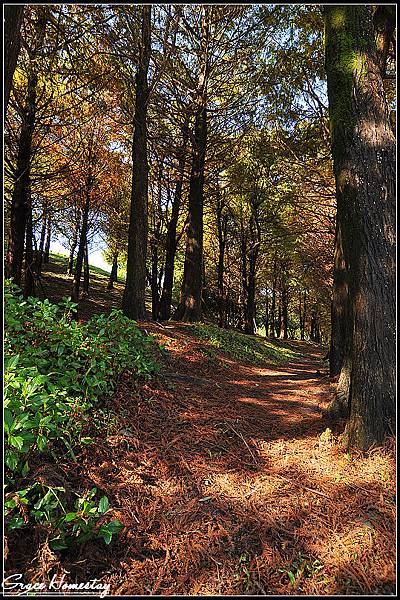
[49,252,125,282]
[190,323,302,367]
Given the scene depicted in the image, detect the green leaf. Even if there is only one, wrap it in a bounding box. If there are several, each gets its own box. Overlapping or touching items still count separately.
[288,571,296,585]
[98,496,109,514]
[64,512,77,522]
[99,527,112,545]
[4,409,14,433]
[6,451,18,471]
[107,519,123,533]
[50,538,69,551]
[9,435,24,450]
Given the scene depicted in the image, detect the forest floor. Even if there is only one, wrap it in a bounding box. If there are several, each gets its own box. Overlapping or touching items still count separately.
[9,256,395,595]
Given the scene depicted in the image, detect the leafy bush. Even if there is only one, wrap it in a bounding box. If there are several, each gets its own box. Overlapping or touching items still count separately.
[4,280,159,547]
[191,323,301,366]
[5,483,123,550]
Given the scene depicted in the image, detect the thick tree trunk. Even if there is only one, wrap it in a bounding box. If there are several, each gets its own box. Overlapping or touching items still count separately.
[179,104,207,322]
[178,8,210,323]
[5,72,38,285]
[324,6,396,448]
[4,6,24,114]
[107,252,118,290]
[122,6,151,321]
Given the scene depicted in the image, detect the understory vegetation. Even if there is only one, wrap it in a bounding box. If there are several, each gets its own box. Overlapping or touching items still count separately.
[4,281,158,551]
[191,323,303,367]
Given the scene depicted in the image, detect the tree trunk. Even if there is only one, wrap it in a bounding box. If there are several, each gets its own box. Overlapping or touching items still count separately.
[329,221,349,377]
[373,6,396,78]
[83,239,90,296]
[282,282,289,340]
[4,6,24,114]
[5,72,38,285]
[179,104,207,322]
[107,252,118,290]
[216,187,228,328]
[244,252,257,335]
[276,299,282,338]
[36,202,47,277]
[151,243,159,320]
[264,293,269,337]
[122,5,151,321]
[43,216,51,263]
[23,201,35,298]
[68,215,81,275]
[159,130,188,321]
[324,6,396,448]
[178,7,210,323]
[72,191,90,303]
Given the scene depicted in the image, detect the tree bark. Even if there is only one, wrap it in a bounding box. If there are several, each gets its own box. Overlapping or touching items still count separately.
[276,298,282,339]
[83,239,90,296]
[244,250,257,335]
[4,6,24,114]
[329,221,349,377]
[5,70,38,286]
[216,186,228,328]
[122,5,151,321]
[264,293,269,337]
[179,103,207,322]
[281,277,289,340]
[23,200,35,298]
[178,7,210,323]
[68,214,81,275]
[72,190,90,303]
[373,6,396,78]
[324,6,396,448]
[36,201,47,277]
[150,242,159,320]
[159,130,188,320]
[43,216,51,263]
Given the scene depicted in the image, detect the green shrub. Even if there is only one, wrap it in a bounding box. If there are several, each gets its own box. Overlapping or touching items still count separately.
[5,483,123,550]
[4,280,159,547]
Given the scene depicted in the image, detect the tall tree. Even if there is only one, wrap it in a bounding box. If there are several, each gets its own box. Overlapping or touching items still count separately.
[122,6,151,320]
[176,6,211,322]
[324,6,395,448]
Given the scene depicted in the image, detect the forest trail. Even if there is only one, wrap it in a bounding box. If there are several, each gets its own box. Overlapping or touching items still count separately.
[64,321,395,596]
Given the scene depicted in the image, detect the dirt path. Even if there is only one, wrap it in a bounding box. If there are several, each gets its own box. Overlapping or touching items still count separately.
[63,322,394,596]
